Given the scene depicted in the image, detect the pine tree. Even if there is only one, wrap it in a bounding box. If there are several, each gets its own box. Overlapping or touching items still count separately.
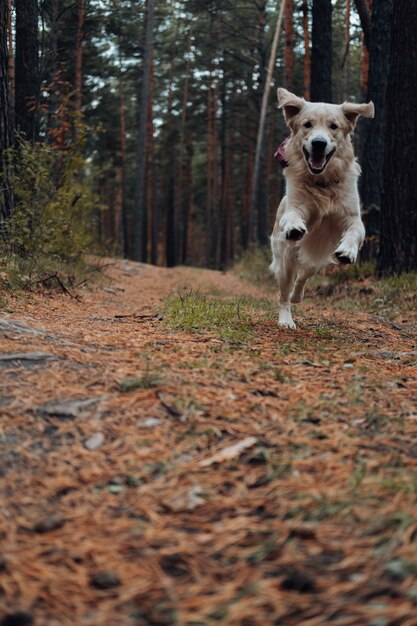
[311,0,332,102]
[0,0,14,222]
[15,0,39,142]
[377,0,417,274]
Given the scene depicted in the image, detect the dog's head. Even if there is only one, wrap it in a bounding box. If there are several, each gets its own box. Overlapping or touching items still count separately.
[277,88,374,175]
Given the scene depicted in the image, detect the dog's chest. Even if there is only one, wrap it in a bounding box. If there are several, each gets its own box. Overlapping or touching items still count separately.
[305,185,345,217]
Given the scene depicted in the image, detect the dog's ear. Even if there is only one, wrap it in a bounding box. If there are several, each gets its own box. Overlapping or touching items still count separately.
[342,101,375,129]
[277,88,305,126]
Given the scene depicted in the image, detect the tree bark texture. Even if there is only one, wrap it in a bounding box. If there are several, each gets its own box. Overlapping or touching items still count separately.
[360,0,393,249]
[132,0,155,262]
[0,0,14,222]
[353,0,371,51]
[284,0,294,91]
[248,0,285,248]
[15,0,39,142]
[377,0,417,275]
[74,0,84,116]
[310,0,332,103]
[7,0,14,134]
[302,0,310,100]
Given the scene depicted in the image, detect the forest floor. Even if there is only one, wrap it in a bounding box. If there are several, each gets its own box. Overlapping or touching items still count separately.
[1,258,417,626]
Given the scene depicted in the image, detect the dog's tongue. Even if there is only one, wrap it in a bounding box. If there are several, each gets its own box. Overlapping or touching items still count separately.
[309,154,326,170]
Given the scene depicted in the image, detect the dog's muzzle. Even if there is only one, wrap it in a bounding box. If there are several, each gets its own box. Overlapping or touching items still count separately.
[303,136,335,175]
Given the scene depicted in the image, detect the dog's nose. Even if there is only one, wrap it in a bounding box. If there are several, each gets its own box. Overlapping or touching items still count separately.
[311,137,328,152]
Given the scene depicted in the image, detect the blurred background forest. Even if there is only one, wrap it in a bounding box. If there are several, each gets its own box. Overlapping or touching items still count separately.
[0,0,415,280]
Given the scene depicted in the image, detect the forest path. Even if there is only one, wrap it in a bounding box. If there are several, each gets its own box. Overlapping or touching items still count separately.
[1,260,417,626]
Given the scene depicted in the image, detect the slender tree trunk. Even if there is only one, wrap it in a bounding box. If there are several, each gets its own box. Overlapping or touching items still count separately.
[0,0,13,223]
[7,0,14,136]
[343,0,351,100]
[311,0,332,102]
[359,0,372,98]
[360,0,393,258]
[284,0,294,91]
[377,0,417,275]
[132,0,155,262]
[74,0,84,117]
[302,0,310,100]
[206,75,218,267]
[176,28,192,264]
[165,54,176,267]
[119,89,126,254]
[181,132,193,264]
[15,0,39,142]
[248,0,285,247]
[146,48,154,264]
[353,0,371,51]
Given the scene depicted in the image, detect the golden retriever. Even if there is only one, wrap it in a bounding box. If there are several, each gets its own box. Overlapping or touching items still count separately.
[270,88,374,328]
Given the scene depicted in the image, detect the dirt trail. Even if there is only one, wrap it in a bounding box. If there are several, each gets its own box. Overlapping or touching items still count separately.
[1,260,417,626]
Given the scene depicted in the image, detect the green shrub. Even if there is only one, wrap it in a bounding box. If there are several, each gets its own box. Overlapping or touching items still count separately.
[0,126,103,287]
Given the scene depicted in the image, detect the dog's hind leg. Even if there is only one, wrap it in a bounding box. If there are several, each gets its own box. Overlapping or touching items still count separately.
[270,243,298,328]
[291,265,315,303]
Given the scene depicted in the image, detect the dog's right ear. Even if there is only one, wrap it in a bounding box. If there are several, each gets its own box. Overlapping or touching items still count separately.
[277,88,305,126]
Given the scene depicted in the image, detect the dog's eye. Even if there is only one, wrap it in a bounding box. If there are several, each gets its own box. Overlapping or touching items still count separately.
[330,123,338,130]
[303,121,312,128]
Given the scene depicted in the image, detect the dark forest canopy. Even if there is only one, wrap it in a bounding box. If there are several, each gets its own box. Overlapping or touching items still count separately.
[1,0,415,275]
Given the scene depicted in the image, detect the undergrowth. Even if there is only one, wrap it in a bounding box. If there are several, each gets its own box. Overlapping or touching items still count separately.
[0,128,103,292]
[234,246,275,289]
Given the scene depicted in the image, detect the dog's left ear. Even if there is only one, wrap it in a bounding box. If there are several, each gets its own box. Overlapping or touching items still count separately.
[342,101,375,129]
[277,88,305,127]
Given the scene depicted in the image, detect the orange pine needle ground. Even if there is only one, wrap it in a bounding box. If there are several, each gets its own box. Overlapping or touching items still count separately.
[0,261,416,625]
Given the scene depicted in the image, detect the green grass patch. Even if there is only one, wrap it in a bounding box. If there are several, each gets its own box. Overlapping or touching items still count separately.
[164,290,254,342]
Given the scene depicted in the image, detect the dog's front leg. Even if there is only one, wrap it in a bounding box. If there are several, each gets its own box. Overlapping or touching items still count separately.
[279,204,308,241]
[335,213,365,264]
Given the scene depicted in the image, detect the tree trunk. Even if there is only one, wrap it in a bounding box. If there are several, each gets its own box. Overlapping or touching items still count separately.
[360,0,393,258]
[7,0,14,135]
[377,0,417,275]
[359,0,372,98]
[132,0,155,262]
[343,0,350,100]
[206,75,218,267]
[15,0,39,142]
[165,54,176,267]
[74,0,84,117]
[248,0,285,248]
[353,0,371,51]
[146,48,154,264]
[284,0,294,91]
[302,0,310,100]
[176,28,192,264]
[0,0,13,223]
[119,89,127,255]
[310,0,332,102]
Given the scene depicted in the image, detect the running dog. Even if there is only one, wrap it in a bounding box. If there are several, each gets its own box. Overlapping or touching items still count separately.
[270,88,374,328]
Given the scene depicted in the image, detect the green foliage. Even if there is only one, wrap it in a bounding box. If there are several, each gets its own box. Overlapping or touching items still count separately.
[0,128,102,287]
[164,290,253,342]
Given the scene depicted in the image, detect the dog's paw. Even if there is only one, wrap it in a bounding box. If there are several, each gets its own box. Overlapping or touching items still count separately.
[279,306,297,329]
[335,249,356,265]
[286,227,306,241]
[279,318,297,329]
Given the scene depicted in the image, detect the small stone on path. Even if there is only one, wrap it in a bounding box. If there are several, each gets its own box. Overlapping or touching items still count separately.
[89,571,121,589]
[84,431,105,450]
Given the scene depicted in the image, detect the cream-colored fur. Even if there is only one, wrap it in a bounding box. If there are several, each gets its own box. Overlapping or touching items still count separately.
[270,88,374,328]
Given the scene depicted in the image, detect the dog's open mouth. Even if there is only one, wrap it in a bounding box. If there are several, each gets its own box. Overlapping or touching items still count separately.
[303,147,335,175]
